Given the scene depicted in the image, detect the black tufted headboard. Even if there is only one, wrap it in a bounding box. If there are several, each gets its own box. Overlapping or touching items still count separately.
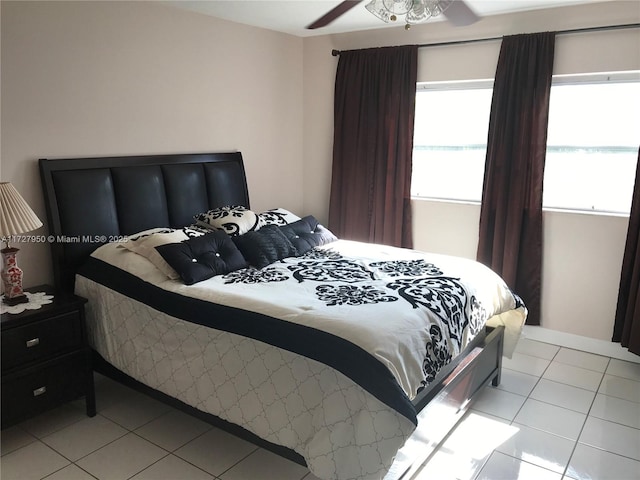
[39,152,249,293]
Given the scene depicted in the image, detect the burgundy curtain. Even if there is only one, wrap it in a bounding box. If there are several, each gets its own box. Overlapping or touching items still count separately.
[328,45,418,248]
[477,32,556,326]
[612,147,640,355]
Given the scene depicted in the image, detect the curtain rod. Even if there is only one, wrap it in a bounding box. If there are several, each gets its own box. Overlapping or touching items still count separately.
[331,22,640,56]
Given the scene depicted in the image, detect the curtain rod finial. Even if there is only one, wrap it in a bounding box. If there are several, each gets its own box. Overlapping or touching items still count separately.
[332,49,341,56]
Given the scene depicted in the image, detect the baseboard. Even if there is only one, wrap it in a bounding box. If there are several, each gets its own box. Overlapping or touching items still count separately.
[522,325,640,364]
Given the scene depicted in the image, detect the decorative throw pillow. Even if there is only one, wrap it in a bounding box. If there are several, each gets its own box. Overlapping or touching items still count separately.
[182,224,210,238]
[194,205,259,236]
[155,231,248,285]
[124,227,176,241]
[232,224,298,268]
[257,208,301,228]
[279,216,338,255]
[121,229,189,279]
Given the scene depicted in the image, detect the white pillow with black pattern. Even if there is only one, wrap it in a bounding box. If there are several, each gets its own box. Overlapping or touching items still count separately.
[124,227,176,241]
[257,208,302,228]
[194,205,259,236]
[182,224,210,238]
[120,229,189,279]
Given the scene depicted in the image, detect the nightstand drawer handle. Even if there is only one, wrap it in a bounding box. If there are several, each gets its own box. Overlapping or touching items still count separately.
[33,386,47,397]
[26,338,40,348]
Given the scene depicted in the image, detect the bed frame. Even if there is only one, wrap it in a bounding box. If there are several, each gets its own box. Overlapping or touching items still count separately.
[39,151,504,479]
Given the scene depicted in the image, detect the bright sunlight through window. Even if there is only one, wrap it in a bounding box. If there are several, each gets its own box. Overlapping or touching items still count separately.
[412,81,492,203]
[544,75,640,214]
[411,73,640,214]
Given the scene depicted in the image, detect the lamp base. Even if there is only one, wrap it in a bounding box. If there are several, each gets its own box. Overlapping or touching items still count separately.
[2,294,28,306]
[2,246,27,304]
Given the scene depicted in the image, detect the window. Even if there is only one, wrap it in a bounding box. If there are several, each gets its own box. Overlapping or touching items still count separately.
[412,80,492,203]
[412,72,640,214]
[544,74,640,214]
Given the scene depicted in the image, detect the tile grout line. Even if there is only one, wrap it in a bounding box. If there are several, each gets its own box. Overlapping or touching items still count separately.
[507,342,558,422]
[559,356,611,480]
[0,425,38,458]
[32,440,73,480]
[485,345,560,476]
[40,412,130,464]
[123,449,173,480]
[129,427,221,480]
[38,408,168,480]
[88,407,215,480]
[215,445,261,479]
[470,345,559,480]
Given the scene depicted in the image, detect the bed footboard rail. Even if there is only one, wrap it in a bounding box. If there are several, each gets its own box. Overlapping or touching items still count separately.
[386,324,505,480]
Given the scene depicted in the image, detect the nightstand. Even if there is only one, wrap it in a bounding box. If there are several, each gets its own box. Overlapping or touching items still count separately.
[1,285,96,428]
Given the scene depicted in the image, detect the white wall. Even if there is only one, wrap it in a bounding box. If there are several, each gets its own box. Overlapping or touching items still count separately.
[302,1,640,341]
[302,35,336,218]
[411,200,629,341]
[411,200,480,259]
[1,0,304,287]
[541,210,627,340]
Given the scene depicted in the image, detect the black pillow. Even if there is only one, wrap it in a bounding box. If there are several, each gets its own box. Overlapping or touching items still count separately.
[279,215,338,255]
[155,231,247,285]
[233,224,298,268]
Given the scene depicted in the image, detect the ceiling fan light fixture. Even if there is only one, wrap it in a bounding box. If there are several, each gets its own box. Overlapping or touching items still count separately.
[307,0,479,31]
[428,0,445,18]
[383,0,414,15]
[366,0,456,26]
[406,0,431,24]
[365,0,393,23]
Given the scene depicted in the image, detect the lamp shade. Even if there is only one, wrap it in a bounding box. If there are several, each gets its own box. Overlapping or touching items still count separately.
[0,182,43,238]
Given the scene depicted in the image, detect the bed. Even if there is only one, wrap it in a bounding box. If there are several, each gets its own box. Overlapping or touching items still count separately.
[39,151,526,480]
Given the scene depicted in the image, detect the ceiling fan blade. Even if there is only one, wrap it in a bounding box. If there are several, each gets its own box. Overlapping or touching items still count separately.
[442,0,480,27]
[306,1,362,29]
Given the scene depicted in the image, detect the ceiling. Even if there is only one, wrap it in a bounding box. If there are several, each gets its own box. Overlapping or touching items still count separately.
[162,0,604,37]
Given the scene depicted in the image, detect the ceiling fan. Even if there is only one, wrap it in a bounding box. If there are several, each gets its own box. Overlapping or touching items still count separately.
[307,0,480,30]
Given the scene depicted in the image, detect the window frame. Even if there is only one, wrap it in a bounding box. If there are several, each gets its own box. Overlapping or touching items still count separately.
[411,71,640,216]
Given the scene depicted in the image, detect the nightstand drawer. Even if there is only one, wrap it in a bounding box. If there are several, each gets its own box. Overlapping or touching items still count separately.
[1,311,83,372]
[1,350,88,427]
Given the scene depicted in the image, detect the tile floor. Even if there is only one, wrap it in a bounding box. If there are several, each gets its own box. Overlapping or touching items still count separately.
[1,338,639,480]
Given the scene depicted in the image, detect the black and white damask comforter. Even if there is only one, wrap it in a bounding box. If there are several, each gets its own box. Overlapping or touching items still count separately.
[75,239,526,480]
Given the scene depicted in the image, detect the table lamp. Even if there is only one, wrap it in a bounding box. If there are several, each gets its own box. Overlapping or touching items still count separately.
[0,182,43,305]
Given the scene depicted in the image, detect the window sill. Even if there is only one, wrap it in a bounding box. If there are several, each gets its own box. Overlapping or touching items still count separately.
[411,197,630,218]
[411,196,481,207]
